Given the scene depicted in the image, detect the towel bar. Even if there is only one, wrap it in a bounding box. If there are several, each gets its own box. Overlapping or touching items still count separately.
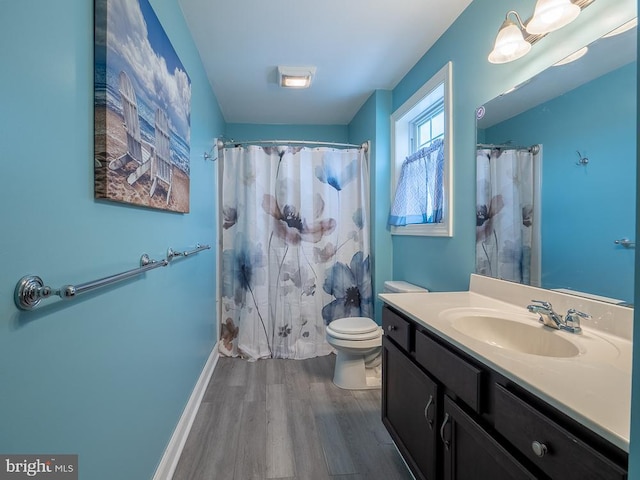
[167,243,211,262]
[15,254,167,311]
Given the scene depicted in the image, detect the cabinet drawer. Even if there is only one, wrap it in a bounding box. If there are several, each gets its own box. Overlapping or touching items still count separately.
[494,384,626,480]
[414,329,483,413]
[382,307,411,351]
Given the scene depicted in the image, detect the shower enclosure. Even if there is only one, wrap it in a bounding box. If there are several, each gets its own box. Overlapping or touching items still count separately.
[218,141,371,360]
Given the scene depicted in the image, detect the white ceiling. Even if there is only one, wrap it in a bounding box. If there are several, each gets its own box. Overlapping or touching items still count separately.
[178,0,474,125]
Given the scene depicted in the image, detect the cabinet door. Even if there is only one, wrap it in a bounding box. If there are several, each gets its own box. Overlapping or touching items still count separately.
[441,396,536,480]
[382,337,438,480]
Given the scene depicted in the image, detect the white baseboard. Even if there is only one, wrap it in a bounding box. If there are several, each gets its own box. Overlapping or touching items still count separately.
[153,343,219,480]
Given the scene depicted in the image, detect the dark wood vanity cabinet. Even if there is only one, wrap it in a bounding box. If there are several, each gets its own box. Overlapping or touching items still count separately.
[381,306,628,480]
[441,395,536,480]
[383,337,438,479]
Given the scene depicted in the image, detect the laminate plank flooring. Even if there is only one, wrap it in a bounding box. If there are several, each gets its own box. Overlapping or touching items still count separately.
[173,355,413,480]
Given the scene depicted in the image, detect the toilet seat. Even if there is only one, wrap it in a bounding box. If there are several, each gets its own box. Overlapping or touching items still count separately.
[326,317,382,341]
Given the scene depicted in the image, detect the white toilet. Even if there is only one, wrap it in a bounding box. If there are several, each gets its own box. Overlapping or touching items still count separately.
[325,280,428,390]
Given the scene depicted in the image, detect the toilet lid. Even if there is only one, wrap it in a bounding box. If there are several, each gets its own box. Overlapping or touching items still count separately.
[326,321,382,341]
[328,317,378,334]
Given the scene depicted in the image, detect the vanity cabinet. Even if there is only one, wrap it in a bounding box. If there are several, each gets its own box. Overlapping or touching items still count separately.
[381,306,628,480]
[494,385,627,480]
[441,395,536,480]
[383,337,438,479]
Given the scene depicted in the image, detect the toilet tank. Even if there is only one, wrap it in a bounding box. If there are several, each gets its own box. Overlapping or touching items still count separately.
[383,281,429,293]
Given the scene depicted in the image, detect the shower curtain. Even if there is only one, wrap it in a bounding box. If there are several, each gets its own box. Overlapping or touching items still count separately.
[219,145,372,360]
[476,148,536,284]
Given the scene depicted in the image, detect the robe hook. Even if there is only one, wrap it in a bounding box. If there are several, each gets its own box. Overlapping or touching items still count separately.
[576,150,588,166]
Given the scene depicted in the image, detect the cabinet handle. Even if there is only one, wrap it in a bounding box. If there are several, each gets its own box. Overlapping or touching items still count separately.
[439,413,451,450]
[424,394,434,429]
[387,325,397,332]
[531,441,548,458]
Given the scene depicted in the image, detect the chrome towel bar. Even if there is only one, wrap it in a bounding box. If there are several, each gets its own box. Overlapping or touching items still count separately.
[15,254,167,311]
[14,253,169,310]
[14,243,211,311]
[167,243,211,262]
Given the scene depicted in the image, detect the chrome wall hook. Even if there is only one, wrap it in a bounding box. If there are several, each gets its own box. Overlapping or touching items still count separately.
[576,150,589,166]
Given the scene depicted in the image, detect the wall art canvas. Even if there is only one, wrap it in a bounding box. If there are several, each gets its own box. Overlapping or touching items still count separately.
[94,0,191,213]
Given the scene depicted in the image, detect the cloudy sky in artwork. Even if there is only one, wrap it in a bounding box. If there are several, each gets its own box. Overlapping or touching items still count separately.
[103,0,191,143]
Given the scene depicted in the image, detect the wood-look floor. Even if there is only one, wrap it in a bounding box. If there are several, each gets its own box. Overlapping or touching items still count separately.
[173,355,414,480]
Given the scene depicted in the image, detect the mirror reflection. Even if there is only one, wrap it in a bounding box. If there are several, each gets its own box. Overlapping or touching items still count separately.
[476,21,637,305]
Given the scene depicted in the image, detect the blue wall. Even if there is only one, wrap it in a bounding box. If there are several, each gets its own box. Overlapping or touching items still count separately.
[484,62,636,303]
[348,90,393,324]
[0,1,224,479]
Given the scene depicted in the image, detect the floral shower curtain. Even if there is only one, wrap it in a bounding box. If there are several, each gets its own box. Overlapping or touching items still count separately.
[476,148,536,284]
[219,145,372,360]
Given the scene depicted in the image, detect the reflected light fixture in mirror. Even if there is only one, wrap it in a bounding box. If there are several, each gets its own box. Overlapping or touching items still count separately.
[553,46,589,66]
[488,11,531,64]
[602,17,638,38]
[525,0,581,35]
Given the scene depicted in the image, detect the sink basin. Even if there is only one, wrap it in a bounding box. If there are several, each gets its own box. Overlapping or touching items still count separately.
[443,309,581,358]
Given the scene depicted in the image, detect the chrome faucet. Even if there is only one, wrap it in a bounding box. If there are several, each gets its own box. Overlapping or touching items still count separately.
[526,300,588,334]
[527,300,564,329]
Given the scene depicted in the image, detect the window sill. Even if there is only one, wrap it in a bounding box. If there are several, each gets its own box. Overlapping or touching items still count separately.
[390,222,452,237]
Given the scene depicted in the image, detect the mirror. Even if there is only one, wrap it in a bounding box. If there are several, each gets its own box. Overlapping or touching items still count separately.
[475,20,637,305]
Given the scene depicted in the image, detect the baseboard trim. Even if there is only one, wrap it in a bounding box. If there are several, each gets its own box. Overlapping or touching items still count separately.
[153,343,219,480]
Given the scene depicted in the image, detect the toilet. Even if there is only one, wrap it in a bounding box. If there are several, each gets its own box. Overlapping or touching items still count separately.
[326,280,428,389]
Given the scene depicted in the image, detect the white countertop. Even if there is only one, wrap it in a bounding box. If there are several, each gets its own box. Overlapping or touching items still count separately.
[379,275,633,452]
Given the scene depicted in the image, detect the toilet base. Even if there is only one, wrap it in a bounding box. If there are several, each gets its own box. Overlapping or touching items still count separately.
[332,350,382,390]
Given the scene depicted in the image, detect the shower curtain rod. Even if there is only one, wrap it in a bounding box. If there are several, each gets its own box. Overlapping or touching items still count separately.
[218,139,368,152]
[477,143,539,154]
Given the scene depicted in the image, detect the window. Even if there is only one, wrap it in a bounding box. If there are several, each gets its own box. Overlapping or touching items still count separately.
[389,62,452,237]
[414,98,444,151]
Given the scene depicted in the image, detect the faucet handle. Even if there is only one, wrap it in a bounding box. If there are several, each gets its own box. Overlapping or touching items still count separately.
[564,309,590,333]
[530,299,552,310]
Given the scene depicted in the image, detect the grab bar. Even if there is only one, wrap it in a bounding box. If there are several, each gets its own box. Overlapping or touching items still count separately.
[167,243,211,262]
[15,254,168,311]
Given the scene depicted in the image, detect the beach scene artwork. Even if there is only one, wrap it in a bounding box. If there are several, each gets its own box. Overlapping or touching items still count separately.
[94,0,191,213]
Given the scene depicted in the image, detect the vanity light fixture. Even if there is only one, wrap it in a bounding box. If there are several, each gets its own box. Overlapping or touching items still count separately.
[488,11,531,64]
[525,0,581,35]
[489,1,595,64]
[277,66,316,88]
[553,46,589,66]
